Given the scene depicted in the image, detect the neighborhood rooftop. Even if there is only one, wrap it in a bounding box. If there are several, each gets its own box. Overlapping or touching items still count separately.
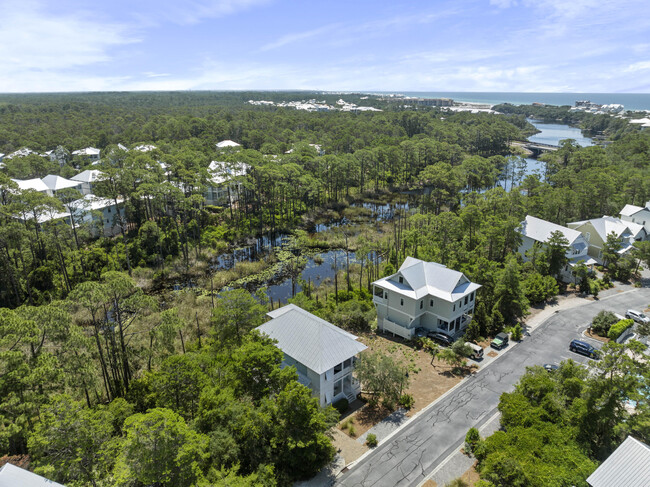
[71,169,103,183]
[620,202,650,216]
[374,256,481,301]
[519,215,583,245]
[259,304,367,375]
[569,215,644,240]
[586,436,650,487]
[41,174,81,192]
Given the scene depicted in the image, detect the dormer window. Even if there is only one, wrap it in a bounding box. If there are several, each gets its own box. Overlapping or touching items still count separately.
[399,276,404,284]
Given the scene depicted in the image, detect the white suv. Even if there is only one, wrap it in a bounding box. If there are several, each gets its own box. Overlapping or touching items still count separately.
[625,309,650,324]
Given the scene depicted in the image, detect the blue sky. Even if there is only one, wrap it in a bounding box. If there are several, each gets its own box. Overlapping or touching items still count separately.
[1,0,650,93]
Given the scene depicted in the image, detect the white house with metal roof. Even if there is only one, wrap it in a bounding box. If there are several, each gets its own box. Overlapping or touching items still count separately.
[72,147,101,161]
[568,216,646,262]
[517,215,594,282]
[205,160,250,205]
[41,174,82,196]
[372,257,481,340]
[620,201,650,238]
[586,436,650,487]
[0,462,64,487]
[71,169,103,195]
[11,178,51,195]
[70,194,124,237]
[258,304,367,406]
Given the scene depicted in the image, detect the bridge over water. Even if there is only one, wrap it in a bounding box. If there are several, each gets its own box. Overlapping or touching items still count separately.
[521,141,559,156]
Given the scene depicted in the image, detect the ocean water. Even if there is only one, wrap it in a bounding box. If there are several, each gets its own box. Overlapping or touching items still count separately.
[373,92,650,111]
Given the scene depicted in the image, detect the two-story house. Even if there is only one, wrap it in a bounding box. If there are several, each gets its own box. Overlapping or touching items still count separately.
[568,216,646,262]
[620,201,650,239]
[517,215,595,282]
[205,160,250,206]
[71,169,103,195]
[372,257,481,340]
[257,304,367,407]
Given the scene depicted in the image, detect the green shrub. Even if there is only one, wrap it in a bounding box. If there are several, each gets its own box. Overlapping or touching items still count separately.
[366,433,378,448]
[333,398,349,416]
[465,427,481,454]
[399,394,415,409]
[348,425,356,437]
[511,323,522,341]
[608,319,634,340]
[591,310,618,336]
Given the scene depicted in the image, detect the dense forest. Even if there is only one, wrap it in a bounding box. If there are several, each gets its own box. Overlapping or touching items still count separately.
[1,92,649,486]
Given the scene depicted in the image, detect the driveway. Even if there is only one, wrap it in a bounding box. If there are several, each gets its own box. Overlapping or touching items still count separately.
[336,288,650,487]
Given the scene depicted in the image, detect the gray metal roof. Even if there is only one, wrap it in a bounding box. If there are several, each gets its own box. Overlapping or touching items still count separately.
[586,436,650,487]
[372,257,481,301]
[519,215,583,245]
[568,216,645,241]
[0,463,64,487]
[259,304,367,375]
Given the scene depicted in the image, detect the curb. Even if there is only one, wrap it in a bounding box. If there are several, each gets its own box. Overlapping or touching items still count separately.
[337,287,644,479]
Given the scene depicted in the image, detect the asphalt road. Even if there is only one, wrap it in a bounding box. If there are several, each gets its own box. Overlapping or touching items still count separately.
[336,289,650,487]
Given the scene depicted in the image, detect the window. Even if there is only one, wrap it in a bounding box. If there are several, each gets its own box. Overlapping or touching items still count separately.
[438,319,448,331]
[464,296,468,305]
[400,298,404,306]
[585,232,591,242]
[453,303,456,311]
[344,358,352,368]
[470,292,474,302]
[398,276,403,284]
[420,301,423,309]
[334,379,342,396]
[107,207,111,213]
[334,363,342,374]
[374,286,383,297]
[430,299,433,307]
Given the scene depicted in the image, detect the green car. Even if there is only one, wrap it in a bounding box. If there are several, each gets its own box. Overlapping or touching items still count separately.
[490,332,509,350]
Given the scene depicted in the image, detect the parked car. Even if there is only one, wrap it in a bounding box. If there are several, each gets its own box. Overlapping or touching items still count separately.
[414,327,428,339]
[625,309,650,324]
[490,332,509,350]
[569,339,599,359]
[465,342,484,360]
[543,363,559,372]
[428,331,453,347]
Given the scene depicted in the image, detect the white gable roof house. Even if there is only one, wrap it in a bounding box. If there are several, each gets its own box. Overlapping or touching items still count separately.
[620,201,650,237]
[72,147,101,161]
[517,215,594,281]
[258,304,367,406]
[206,160,250,206]
[11,178,51,195]
[568,215,646,261]
[372,257,481,340]
[216,139,241,149]
[71,169,103,195]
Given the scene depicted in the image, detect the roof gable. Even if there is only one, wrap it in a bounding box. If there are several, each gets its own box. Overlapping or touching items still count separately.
[258,304,367,375]
[519,215,583,246]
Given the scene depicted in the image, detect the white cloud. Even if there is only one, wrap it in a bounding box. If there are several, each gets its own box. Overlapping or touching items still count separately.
[0,2,137,72]
[260,23,342,52]
[624,61,650,73]
[131,0,271,26]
